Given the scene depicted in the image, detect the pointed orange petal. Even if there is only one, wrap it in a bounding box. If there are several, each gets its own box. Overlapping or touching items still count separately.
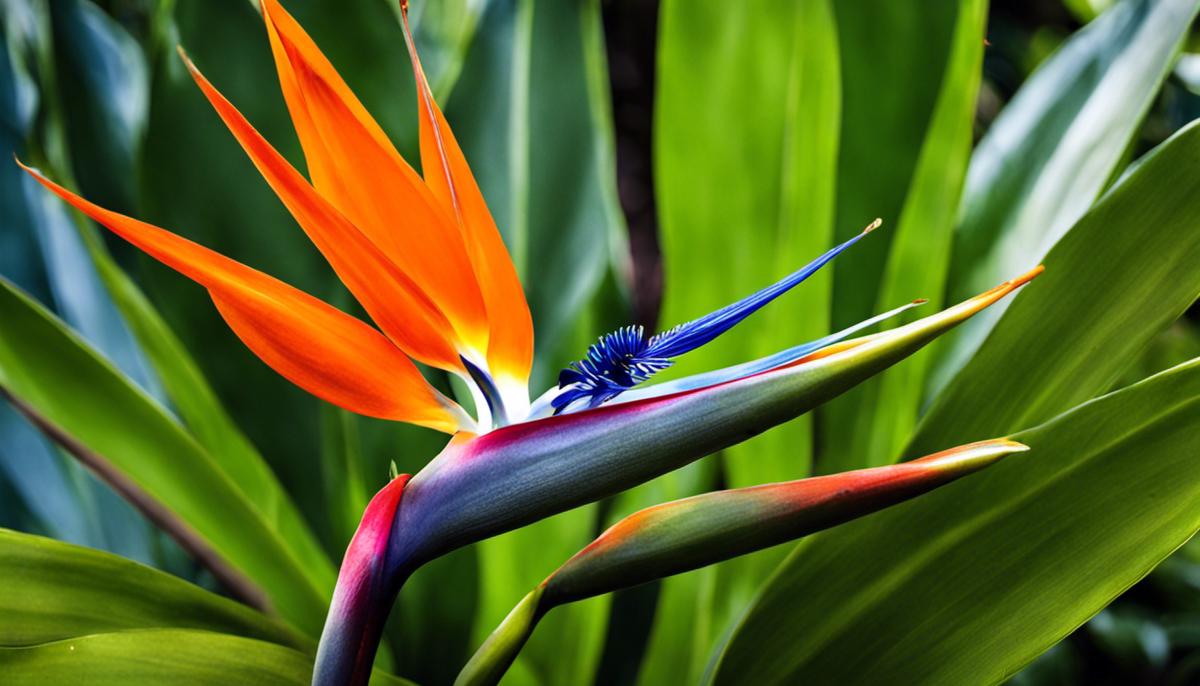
[181,50,463,373]
[19,161,463,433]
[259,0,489,359]
[400,7,533,388]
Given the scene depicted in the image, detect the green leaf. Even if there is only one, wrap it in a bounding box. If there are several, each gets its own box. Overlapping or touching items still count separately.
[0,528,304,649]
[828,0,961,327]
[0,630,313,686]
[644,0,841,678]
[907,120,1200,458]
[0,629,415,685]
[654,0,840,485]
[930,0,1200,393]
[712,357,1200,685]
[820,0,986,472]
[0,276,333,636]
[0,0,163,564]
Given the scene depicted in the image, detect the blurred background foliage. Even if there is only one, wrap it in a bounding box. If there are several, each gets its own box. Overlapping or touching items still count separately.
[1,0,1198,684]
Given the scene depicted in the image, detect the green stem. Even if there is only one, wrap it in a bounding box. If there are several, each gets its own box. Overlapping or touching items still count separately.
[455,585,548,686]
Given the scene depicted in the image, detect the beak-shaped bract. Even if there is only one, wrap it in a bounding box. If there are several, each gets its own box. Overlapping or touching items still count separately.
[386,267,1042,566]
[456,439,1030,686]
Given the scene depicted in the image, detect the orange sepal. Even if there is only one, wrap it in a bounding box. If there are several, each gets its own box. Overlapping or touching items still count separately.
[19,161,463,433]
[400,6,534,386]
[181,50,463,373]
[259,0,489,358]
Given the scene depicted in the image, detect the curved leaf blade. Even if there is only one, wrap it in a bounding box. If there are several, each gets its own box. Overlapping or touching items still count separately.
[908,119,1200,458]
[0,629,413,686]
[931,0,1200,392]
[713,357,1200,685]
[0,528,304,649]
[0,276,333,635]
[822,0,986,471]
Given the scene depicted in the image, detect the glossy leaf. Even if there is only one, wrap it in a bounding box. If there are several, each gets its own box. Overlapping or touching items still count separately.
[0,528,304,649]
[713,357,1200,685]
[0,277,334,635]
[0,0,162,563]
[821,0,986,472]
[645,0,841,677]
[0,630,413,686]
[828,0,961,327]
[907,120,1200,458]
[930,0,1200,393]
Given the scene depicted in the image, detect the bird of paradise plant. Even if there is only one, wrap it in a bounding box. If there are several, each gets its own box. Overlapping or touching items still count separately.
[11,1,1052,684]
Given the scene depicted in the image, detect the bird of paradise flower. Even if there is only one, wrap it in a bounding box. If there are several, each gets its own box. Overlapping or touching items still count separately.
[18,1,1042,684]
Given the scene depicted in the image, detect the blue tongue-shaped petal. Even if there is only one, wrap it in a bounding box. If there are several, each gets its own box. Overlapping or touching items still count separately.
[613,299,927,404]
[646,218,880,359]
[553,219,881,412]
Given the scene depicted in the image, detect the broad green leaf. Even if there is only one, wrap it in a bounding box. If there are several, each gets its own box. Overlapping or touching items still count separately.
[0,528,304,649]
[654,0,840,488]
[1117,319,1200,389]
[713,357,1200,685]
[828,0,960,327]
[820,0,986,472]
[1,0,165,565]
[907,120,1200,458]
[0,277,333,636]
[0,629,414,685]
[647,0,840,680]
[930,0,1200,394]
[444,0,627,683]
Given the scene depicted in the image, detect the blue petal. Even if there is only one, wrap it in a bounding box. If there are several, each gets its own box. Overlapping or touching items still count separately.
[552,220,880,411]
[644,219,880,359]
[612,300,926,404]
